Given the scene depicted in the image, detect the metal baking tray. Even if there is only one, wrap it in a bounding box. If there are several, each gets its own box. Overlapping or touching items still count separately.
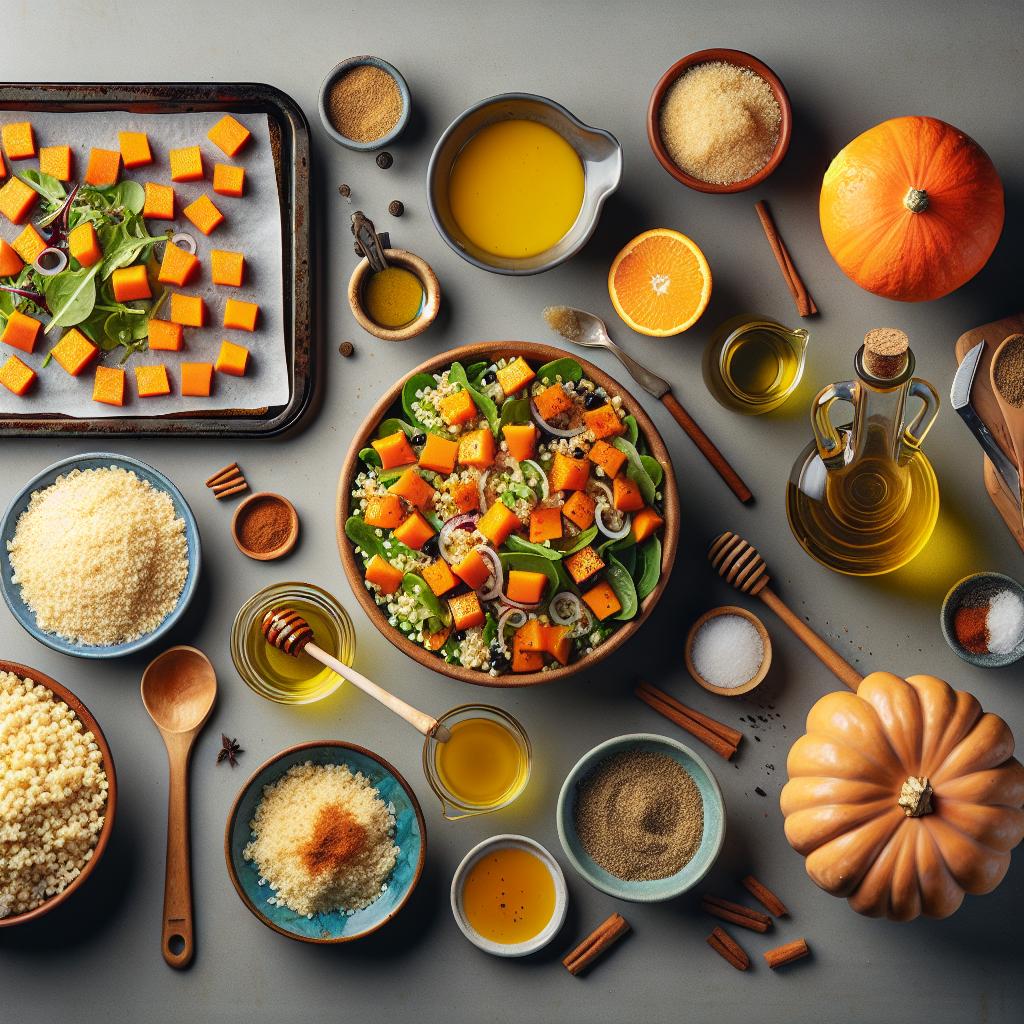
[0,82,313,438]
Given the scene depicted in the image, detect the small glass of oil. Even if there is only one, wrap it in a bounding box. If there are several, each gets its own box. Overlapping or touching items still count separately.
[231,581,356,704]
[422,704,531,820]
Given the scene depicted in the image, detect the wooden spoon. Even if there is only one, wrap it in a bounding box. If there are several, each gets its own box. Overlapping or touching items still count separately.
[989,333,1024,532]
[141,646,217,969]
[262,608,450,742]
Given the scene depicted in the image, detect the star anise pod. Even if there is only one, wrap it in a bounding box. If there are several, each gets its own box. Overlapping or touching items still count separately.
[217,734,243,768]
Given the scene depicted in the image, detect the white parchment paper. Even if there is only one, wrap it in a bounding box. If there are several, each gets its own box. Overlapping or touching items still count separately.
[0,110,289,417]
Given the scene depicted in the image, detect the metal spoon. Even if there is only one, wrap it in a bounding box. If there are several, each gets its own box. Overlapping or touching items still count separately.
[141,646,217,969]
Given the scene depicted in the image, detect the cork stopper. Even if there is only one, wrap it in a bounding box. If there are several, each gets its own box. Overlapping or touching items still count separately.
[992,334,1024,408]
[863,328,909,379]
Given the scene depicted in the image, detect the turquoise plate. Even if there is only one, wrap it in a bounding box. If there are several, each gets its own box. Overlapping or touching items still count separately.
[556,733,725,902]
[225,741,426,943]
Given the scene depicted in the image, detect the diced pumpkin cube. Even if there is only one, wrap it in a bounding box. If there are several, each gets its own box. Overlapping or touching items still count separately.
[514,618,546,651]
[388,467,435,510]
[0,354,36,396]
[458,428,495,469]
[212,163,245,197]
[210,248,244,286]
[418,433,459,475]
[613,475,644,512]
[422,560,458,597]
[496,356,535,395]
[118,131,152,168]
[1,310,42,353]
[183,194,225,236]
[632,507,664,543]
[135,363,171,397]
[170,292,205,327]
[148,318,184,352]
[439,389,476,426]
[584,403,624,440]
[214,339,249,377]
[453,479,480,514]
[424,624,453,650]
[365,554,403,595]
[0,238,24,277]
[39,145,72,181]
[565,545,604,585]
[507,570,547,605]
[448,591,485,631]
[477,500,520,546]
[533,383,573,421]
[549,452,590,492]
[528,506,562,543]
[452,548,491,590]
[588,439,627,478]
[363,493,406,528]
[223,298,258,331]
[563,490,596,530]
[512,636,544,672]
[158,241,200,286]
[2,122,35,160]
[180,362,213,397]
[68,221,102,267]
[582,580,621,621]
[143,181,175,220]
[372,430,417,470]
[544,624,572,665]
[207,115,251,157]
[169,145,204,182]
[92,365,126,406]
[50,328,98,376]
[11,223,45,264]
[84,147,121,186]
[0,152,4,178]
[111,264,151,302]
[0,177,38,224]
[394,511,436,550]
[502,423,537,462]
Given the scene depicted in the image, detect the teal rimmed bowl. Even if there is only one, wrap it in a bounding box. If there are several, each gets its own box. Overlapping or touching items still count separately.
[225,741,426,943]
[556,733,725,902]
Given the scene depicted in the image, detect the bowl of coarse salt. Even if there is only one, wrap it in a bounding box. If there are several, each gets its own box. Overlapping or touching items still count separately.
[685,605,772,697]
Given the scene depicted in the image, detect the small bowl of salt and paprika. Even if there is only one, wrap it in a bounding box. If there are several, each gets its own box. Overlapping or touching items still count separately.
[941,572,1024,668]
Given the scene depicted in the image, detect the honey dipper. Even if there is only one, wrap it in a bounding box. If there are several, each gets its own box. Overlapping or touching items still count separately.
[262,608,450,741]
[707,532,861,691]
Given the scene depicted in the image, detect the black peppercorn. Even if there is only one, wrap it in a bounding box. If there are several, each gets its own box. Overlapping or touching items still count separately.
[338,183,351,198]
[388,200,404,217]
[376,151,393,169]
[481,371,497,385]
[411,432,427,446]
[338,340,355,357]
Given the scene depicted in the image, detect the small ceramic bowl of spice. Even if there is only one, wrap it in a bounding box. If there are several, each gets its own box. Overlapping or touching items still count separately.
[647,49,791,193]
[319,56,410,151]
[941,572,1024,668]
[348,249,440,341]
[685,606,772,697]
[232,492,300,561]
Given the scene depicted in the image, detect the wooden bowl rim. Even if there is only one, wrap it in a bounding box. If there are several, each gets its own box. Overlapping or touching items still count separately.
[231,491,300,561]
[0,659,117,928]
[347,249,441,342]
[223,739,427,944]
[336,340,681,688]
[684,605,772,697]
[646,48,793,194]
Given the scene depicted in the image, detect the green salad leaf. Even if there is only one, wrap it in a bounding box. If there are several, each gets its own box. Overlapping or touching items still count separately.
[450,361,501,436]
[17,170,66,205]
[499,482,536,509]
[616,544,638,577]
[466,360,490,386]
[606,555,639,621]
[640,454,664,488]
[612,437,657,505]
[536,357,583,385]
[359,447,382,468]
[40,265,101,331]
[498,397,531,429]
[402,372,438,427]
[378,416,418,438]
[635,536,661,601]
[505,535,562,561]
[622,414,639,446]
[558,526,598,554]
[344,516,386,561]
[483,612,498,646]
[402,573,451,626]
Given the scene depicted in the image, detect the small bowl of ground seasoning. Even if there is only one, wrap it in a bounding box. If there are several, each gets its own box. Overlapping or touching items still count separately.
[319,56,410,151]
[941,572,1024,668]
[647,49,791,193]
[232,492,300,561]
[556,733,725,902]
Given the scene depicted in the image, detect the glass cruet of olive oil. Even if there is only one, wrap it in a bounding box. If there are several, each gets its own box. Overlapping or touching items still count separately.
[786,328,940,576]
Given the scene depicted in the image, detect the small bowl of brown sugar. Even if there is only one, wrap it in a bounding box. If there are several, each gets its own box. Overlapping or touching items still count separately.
[319,56,410,151]
[232,492,300,561]
[647,48,791,193]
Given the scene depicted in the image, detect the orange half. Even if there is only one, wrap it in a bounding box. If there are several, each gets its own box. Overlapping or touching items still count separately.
[608,229,712,337]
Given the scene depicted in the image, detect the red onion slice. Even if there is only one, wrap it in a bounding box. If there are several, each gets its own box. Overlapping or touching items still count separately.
[171,232,198,255]
[531,399,586,438]
[33,247,68,276]
[596,504,631,540]
[474,545,504,600]
[549,591,582,626]
[495,607,528,656]
[498,594,542,611]
[438,511,479,562]
[521,459,550,500]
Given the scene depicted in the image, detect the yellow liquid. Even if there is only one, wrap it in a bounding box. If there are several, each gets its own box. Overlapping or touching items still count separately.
[435,717,526,808]
[448,119,585,258]
[362,266,424,329]
[725,329,800,400]
[462,847,555,944]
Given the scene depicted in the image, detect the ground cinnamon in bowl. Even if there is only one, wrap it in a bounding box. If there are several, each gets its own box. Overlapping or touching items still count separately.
[232,492,299,561]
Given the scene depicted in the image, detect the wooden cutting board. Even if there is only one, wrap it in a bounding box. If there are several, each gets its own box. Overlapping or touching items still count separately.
[954,312,1024,551]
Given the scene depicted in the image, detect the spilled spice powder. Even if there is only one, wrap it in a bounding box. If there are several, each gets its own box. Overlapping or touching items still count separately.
[301,803,366,877]
[327,65,402,144]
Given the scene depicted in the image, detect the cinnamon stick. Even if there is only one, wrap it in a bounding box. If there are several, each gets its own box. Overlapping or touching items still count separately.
[702,895,772,933]
[205,462,240,487]
[741,875,789,917]
[635,684,740,761]
[214,481,249,500]
[637,682,743,746]
[754,200,818,318]
[562,913,630,976]
[212,475,247,495]
[706,927,749,971]
[764,938,810,969]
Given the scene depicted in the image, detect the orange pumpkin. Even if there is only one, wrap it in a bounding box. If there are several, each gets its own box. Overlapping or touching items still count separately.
[781,671,1024,921]
[819,116,1004,302]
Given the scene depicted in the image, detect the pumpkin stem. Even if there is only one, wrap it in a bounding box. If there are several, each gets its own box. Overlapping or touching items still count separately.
[904,188,930,213]
[898,776,933,817]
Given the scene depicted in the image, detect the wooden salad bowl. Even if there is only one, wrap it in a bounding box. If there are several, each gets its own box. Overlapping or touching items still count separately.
[336,341,680,687]
[0,660,117,928]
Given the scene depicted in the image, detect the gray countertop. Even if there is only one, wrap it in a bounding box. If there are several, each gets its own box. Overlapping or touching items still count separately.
[1,1,1022,1021]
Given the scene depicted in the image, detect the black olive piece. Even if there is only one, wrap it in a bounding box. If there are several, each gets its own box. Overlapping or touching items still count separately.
[455,630,466,642]
[583,392,602,410]
[572,447,585,459]
[481,371,497,385]
[421,536,438,557]
[411,432,427,446]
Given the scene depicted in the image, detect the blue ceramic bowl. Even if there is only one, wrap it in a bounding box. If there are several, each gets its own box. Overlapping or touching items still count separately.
[318,56,411,151]
[225,741,426,943]
[556,733,725,902]
[0,453,201,659]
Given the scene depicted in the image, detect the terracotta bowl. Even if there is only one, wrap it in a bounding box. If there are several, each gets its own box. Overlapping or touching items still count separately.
[0,660,117,928]
[348,249,441,342]
[336,341,680,688]
[231,491,300,561]
[684,605,772,697]
[647,48,792,194]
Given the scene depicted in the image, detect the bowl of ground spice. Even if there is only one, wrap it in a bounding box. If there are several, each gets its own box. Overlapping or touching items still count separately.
[232,491,300,561]
[556,733,725,902]
[941,572,1024,668]
[319,56,410,151]
[647,49,791,193]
